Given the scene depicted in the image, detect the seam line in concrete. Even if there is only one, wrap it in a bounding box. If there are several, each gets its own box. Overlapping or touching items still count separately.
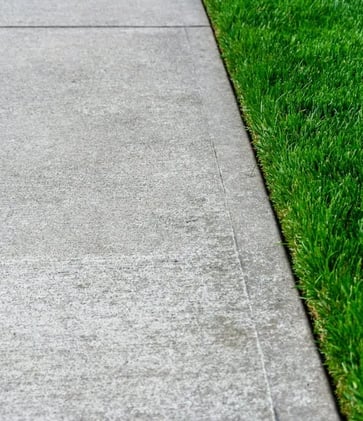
[0,25,209,29]
[210,140,278,421]
[183,26,277,421]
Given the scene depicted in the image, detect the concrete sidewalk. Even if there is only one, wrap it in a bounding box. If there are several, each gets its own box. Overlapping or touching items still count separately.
[0,1,339,420]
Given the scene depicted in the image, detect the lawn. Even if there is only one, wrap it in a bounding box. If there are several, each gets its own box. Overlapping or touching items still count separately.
[202,0,363,418]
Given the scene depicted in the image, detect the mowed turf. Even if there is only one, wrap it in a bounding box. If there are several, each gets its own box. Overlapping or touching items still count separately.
[203,0,363,418]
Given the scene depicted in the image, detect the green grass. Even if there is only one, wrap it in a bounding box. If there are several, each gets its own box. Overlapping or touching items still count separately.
[202,0,363,418]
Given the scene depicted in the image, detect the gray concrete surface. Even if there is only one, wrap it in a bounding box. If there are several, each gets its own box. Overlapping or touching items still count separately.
[0,0,208,26]
[0,2,340,420]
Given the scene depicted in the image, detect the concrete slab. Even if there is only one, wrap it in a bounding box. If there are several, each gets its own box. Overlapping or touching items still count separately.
[1,29,218,259]
[0,255,273,420]
[0,0,208,26]
[0,28,274,420]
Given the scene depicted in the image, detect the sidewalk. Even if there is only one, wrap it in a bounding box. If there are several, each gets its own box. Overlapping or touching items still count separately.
[0,1,339,419]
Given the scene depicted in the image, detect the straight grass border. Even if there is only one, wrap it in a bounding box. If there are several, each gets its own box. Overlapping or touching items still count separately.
[202,0,363,418]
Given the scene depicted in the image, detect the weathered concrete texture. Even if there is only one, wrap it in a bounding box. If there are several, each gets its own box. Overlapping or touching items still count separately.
[0,255,272,420]
[0,29,274,420]
[0,0,208,26]
[1,29,218,259]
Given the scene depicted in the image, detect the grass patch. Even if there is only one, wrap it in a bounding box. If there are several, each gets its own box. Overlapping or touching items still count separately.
[203,0,363,418]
